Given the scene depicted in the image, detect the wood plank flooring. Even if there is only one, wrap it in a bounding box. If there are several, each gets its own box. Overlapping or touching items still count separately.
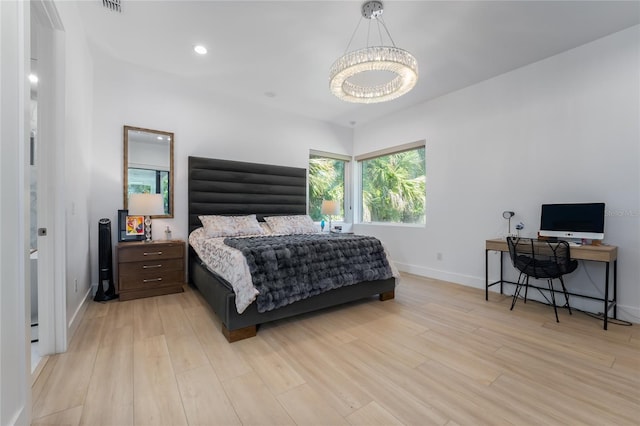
[32,273,639,425]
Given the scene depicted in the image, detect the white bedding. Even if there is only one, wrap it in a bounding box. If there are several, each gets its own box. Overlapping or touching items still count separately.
[189,227,259,313]
[189,227,401,314]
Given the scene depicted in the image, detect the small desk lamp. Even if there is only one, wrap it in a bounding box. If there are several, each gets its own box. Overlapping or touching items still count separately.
[129,193,164,242]
[321,200,340,232]
[502,211,515,236]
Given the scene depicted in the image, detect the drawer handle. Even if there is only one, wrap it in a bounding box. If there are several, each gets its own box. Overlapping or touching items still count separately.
[143,264,162,269]
[143,251,163,256]
[143,278,163,283]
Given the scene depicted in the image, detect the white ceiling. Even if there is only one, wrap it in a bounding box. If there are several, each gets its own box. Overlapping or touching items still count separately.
[76,1,640,128]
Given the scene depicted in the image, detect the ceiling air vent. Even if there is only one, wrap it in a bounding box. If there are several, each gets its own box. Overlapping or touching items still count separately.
[102,0,121,13]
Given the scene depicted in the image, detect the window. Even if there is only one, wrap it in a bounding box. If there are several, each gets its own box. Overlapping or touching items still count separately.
[128,168,170,213]
[308,151,350,222]
[357,142,426,224]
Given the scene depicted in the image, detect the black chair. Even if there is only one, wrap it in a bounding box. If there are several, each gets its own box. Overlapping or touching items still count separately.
[506,237,578,322]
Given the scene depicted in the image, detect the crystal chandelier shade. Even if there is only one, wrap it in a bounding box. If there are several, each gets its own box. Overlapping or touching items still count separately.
[329,1,418,104]
[330,46,418,103]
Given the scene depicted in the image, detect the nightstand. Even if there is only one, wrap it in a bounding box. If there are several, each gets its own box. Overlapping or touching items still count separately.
[116,240,185,301]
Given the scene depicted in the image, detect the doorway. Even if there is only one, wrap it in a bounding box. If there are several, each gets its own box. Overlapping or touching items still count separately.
[29,60,40,372]
[29,0,67,374]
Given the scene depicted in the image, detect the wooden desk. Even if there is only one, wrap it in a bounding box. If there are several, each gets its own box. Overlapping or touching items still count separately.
[485,238,618,329]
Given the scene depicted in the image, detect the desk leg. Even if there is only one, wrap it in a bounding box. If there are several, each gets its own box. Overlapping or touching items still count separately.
[485,249,489,301]
[613,259,618,319]
[499,252,504,295]
[604,261,610,330]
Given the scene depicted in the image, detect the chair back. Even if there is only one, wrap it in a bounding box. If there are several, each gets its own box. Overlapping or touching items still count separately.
[506,237,575,279]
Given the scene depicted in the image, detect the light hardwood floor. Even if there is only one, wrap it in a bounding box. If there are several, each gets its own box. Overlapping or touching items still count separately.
[32,273,639,425]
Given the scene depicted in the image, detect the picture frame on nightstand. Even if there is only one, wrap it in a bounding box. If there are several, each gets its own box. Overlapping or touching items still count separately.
[117,209,145,242]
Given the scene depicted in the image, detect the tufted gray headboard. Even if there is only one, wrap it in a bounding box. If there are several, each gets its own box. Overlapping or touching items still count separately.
[188,156,307,234]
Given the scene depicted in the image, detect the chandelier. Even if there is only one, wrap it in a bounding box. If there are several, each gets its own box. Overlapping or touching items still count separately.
[329,0,418,104]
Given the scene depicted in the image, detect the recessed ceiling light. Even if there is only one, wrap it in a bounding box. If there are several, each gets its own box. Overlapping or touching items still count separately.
[28,74,38,84]
[193,45,207,55]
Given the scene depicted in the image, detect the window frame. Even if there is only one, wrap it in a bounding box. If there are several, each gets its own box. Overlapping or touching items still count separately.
[308,150,352,224]
[355,140,426,226]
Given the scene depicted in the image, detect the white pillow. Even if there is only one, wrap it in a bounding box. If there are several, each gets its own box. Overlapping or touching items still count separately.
[264,215,318,235]
[198,214,265,238]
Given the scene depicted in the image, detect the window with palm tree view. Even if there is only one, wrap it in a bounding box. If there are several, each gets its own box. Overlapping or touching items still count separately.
[308,154,347,222]
[360,146,425,224]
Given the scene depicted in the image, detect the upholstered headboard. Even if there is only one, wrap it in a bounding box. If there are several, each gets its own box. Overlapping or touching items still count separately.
[188,156,307,234]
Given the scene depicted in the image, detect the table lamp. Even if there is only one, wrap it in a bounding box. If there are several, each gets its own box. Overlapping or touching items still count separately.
[321,200,340,232]
[128,193,164,242]
[502,211,515,236]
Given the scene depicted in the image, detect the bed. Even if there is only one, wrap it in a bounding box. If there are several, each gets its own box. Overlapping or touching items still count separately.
[188,156,396,342]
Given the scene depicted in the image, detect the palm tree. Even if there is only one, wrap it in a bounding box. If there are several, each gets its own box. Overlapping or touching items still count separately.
[362,148,425,223]
[308,157,344,221]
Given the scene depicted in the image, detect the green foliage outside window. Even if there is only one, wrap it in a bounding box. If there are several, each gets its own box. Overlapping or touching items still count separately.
[361,147,425,224]
[308,156,345,221]
[128,168,170,214]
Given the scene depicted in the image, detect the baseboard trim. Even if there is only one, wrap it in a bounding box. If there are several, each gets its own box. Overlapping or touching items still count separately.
[31,355,49,387]
[617,304,640,324]
[395,262,638,326]
[8,404,27,426]
[395,262,485,290]
[67,286,92,344]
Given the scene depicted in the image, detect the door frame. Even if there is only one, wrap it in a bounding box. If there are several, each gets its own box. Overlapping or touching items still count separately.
[31,0,67,356]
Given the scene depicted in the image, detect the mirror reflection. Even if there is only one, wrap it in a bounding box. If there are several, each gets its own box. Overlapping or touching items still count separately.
[123,125,174,217]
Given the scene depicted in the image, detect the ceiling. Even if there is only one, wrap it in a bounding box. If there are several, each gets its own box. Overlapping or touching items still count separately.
[76,1,640,128]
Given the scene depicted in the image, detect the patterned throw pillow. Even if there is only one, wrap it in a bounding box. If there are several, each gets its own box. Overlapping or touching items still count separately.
[264,215,318,235]
[198,214,265,238]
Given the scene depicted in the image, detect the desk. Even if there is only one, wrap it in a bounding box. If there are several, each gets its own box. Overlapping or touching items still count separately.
[485,238,618,329]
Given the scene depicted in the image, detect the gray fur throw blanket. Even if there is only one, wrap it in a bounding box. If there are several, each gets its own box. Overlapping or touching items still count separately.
[224,234,393,313]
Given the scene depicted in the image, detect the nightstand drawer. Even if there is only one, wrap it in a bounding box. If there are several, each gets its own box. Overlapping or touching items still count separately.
[116,240,185,300]
[118,243,183,263]
[118,258,183,276]
[118,269,184,291]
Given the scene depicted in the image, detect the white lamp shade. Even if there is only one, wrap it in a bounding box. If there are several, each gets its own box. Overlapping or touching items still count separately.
[128,193,164,216]
[321,200,340,215]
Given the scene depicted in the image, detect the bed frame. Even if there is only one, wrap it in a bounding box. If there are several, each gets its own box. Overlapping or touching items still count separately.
[187,156,395,342]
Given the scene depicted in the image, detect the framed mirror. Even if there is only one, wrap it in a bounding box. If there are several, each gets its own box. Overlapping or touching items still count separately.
[123,125,174,218]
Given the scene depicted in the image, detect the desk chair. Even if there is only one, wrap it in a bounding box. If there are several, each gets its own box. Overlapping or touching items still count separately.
[506,237,578,322]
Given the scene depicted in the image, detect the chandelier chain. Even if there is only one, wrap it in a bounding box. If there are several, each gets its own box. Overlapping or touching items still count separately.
[377,16,397,47]
[343,16,364,55]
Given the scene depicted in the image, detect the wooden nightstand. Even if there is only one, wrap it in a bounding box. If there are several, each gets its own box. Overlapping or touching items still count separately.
[116,240,185,301]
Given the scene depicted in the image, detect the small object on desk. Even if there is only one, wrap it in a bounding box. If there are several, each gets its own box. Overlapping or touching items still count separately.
[165,225,172,240]
[502,211,515,236]
[333,225,342,233]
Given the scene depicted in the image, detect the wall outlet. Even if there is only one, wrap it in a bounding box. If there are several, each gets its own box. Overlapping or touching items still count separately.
[437,252,443,261]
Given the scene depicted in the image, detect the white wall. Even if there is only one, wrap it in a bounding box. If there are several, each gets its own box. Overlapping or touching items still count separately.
[89,54,353,286]
[55,1,95,342]
[353,26,640,322]
[0,1,30,424]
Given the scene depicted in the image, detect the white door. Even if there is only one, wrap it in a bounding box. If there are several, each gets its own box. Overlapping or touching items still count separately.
[31,0,66,357]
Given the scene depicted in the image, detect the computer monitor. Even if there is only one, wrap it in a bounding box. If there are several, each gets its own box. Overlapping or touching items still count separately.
[539,203,605,240]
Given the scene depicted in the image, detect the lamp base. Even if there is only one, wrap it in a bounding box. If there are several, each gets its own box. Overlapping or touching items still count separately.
[144,215,152,242]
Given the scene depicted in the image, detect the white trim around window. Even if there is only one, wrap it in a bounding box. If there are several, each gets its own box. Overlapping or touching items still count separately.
[354,140,425,162]
[308,150,353,224]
